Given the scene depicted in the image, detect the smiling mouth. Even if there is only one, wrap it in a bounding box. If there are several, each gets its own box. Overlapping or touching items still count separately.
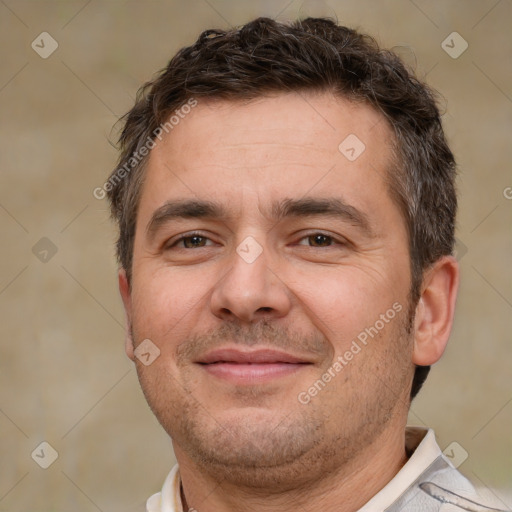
[196,348,313,384]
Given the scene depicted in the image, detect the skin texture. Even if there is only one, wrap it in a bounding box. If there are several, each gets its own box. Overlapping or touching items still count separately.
[119,91,459,512]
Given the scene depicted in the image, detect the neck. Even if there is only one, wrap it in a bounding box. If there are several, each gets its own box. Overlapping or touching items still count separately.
[175,423,409,512]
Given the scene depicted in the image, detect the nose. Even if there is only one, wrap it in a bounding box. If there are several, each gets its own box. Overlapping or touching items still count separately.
[209,238,292,324]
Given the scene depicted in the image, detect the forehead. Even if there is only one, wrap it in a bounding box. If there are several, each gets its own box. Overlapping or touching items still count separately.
[154,92,390,158]
[141,91,397,220]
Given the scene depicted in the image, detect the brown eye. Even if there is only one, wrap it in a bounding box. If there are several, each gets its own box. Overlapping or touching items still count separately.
[297,233,338,247]
[307,234,333,247]
[167,233,213,250]
[183,236,206,249]
[181,235,208,248]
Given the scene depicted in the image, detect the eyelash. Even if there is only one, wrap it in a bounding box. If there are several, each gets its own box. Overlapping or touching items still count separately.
[167,231,213,249]
[166,231,345,249]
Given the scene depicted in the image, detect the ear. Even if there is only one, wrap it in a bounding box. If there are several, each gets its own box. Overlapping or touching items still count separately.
[118,268,135,361]
[412,255,459,366]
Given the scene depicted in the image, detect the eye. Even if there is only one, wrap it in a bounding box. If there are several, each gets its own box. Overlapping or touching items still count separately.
[297,232,340,248]
[166,232,214,249]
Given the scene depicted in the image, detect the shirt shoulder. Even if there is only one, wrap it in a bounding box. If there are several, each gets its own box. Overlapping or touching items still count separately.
[370,427,509,512]
[387,453,509,511]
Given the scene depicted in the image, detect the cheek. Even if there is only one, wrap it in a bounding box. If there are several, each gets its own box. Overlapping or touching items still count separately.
[287,264,401,345]
[130,266,210,342]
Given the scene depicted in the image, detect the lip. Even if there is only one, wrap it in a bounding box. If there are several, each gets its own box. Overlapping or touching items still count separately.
[196,348,313,384]
[196,348,311,364]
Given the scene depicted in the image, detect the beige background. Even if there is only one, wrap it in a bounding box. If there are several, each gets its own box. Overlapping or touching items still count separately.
[1,0,511,510]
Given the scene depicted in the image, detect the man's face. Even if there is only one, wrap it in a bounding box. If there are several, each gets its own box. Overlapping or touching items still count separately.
[121,92,416,487]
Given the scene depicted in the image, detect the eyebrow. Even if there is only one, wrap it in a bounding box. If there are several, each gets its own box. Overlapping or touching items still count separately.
[272,197,373,235]
[146,199,230,241]
[146,197,374,241]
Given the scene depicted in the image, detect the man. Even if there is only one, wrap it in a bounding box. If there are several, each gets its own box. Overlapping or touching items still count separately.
[105,16,508,512]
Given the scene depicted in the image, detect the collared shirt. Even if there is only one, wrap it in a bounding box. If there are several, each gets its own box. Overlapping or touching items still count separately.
[146,426,508,512]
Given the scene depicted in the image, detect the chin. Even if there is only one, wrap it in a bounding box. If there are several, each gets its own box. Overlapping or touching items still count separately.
[170,405,329,488]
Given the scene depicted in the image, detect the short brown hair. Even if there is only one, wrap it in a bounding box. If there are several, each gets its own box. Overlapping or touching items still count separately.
[106,17,457,399]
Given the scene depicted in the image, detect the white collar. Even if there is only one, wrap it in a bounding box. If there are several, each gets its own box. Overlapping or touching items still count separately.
[358,426,440,510]
[146,464,183,512]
